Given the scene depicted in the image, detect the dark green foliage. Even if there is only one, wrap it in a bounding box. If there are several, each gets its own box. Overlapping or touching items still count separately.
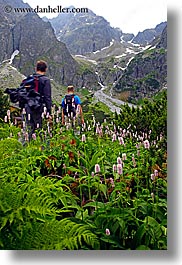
[0,91,167,250]
[0,89,9,120]
[114,90,167,142]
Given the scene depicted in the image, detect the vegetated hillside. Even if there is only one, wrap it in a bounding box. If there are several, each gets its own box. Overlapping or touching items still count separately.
[114,26,167,103]
[0,0,99,89]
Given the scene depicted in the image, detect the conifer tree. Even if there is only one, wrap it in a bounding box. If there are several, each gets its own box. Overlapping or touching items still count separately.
[0,89,9,120]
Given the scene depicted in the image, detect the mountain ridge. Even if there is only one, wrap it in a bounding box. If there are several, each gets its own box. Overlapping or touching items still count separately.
[0,0,99,89]
[46,8,166,56]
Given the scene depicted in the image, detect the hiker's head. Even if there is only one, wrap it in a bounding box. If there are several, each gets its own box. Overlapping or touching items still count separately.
[36,60,47,73]
[67,85,74,93]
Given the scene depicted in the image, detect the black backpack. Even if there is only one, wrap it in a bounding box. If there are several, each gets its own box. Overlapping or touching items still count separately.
[63,94,77,117]
[5,75,42,110]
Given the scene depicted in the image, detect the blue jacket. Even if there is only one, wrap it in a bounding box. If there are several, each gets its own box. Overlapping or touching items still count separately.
[61,94,81,108]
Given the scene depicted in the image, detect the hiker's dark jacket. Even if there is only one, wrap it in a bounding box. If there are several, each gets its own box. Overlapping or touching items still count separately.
[35,74,52,114]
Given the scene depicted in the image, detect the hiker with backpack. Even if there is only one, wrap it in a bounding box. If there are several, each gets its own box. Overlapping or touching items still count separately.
[5,60,52,140]
[24,60,52,138]
[61,85,84,127]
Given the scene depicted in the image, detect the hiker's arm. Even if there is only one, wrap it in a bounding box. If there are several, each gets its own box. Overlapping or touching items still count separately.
[43,79,52,114]
[62,108,65,125]
[77,104,84,124]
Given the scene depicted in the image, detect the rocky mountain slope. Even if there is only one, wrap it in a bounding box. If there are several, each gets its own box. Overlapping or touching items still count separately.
[0,0,98,89]
[114,26,167,102]
[132,22,167,45]
[46,8,167,96]
[47,8,134,55]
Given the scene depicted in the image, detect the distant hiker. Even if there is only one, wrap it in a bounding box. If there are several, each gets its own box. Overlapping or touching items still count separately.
[22,60,52,139]
[61,85,84,127]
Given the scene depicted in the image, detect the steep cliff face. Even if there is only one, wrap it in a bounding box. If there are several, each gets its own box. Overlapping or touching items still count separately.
[0,0,99,89]
[48,8,124,55]
[114,26,167,99]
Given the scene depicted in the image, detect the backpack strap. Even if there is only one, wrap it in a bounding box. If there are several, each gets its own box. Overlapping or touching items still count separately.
[34,75,39,92]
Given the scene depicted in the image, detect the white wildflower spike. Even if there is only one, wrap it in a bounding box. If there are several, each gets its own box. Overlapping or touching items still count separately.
[43,106,47,114]
[113,164,117,173]
[151,174,155,181]
[122,153,127,160]
[112,133,117,142]
[96,125,100,134]
[25,132,29,141]
[7,109,11,118]
[81,134,86,142]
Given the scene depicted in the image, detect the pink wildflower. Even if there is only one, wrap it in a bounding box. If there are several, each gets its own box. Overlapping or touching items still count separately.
[117,157,122,164]
[117,163,123,175]
[151,174,155,181]
[105,228,110,236]
[118,136,124,145]
[95,164,100,173]
[144,139,150,149]
[32,133,36,140]
[154,170,159,177]
[109,178,115,187]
